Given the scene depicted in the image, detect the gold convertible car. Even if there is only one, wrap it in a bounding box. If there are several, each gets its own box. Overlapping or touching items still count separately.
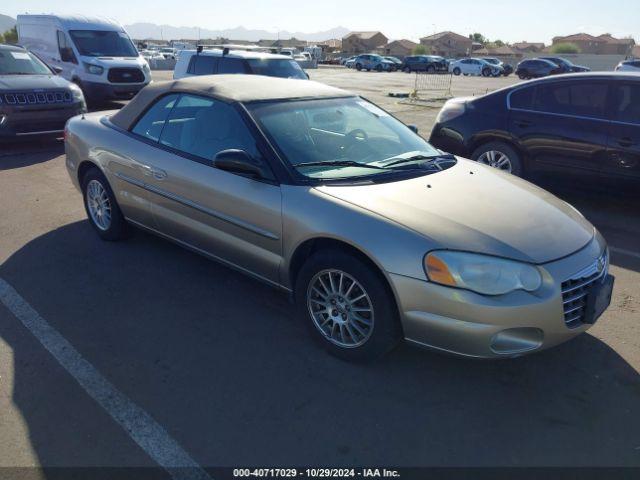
[64,75,614,361]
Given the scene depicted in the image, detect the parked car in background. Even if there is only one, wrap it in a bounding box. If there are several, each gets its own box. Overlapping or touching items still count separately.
[430,72,640,183]
[401,55,448,73]
[17,14,151,104]
[482,57,513,76]
[449,58,502,77]
[174,48,308,80]
[354,54,396,72]
[159,47,177,59]
[140,50,164,61]
[383,56,402,67]
[515,58,562,79]
[0,43,86,141]
[344,57,357,68]
[540,56,590,73]
[65,74,612,361]
[341,56,356,66]
[615,59,640,72]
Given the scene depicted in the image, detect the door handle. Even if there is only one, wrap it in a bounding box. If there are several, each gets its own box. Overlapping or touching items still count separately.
[140,164,167,180]
[515,120,533,128]
[150,168,167,180]
[617,137,635,148]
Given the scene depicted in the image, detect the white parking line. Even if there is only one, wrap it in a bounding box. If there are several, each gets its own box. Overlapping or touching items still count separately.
[0,278,211,480]
[610,247,640,260]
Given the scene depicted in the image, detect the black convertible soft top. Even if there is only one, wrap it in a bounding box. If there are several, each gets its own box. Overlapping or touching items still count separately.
[110,74,353,131]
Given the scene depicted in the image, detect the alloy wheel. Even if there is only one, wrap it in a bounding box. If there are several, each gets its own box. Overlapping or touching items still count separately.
[477,150,513,172]
[307,269,374,348]
[86,179,112,231]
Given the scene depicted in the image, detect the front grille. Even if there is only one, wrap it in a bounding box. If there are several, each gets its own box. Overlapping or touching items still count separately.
[561,251,608,329]
[1,90,72,106]
[107,67,145,83]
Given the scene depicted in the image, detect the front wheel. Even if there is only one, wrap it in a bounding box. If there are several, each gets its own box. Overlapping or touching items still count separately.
[295,250,402,362]
[453,67,461,76]
[81,168,131,241]
[482,68,491,77]
[375,64,383,72]
[427,65,436,73]
[472,142,523,177]
[356,63,362,71]
[403,66,411,73]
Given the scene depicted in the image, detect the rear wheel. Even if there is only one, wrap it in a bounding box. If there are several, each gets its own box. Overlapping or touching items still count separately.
[518,73,528,80]
[295,250,402,362]
[403,66,411,73]
[482,68,491,77]
[472,142,523,177]
[427,64,436,73]
[81,168,131,241]
[375,64,383,72]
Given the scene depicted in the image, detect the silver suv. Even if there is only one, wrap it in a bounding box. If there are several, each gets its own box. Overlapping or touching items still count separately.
[174,47,308,80]
[354,54,396,72]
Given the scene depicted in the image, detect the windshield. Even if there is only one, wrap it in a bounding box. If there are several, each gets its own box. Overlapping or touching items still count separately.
[246,58,307,79]
[0,50,52,75]
[69,30,138,57]
[248,97,447,180]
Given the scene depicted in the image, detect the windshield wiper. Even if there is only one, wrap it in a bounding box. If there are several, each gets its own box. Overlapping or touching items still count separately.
[293,160,388,171]
[383,153,455,168]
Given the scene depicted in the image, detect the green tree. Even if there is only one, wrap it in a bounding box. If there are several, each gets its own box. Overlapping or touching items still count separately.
[412,44,427,55]
[0,32,4,44]
[469,33,486,45]
[493,39,505,47]
[551,42,580,54]
[3,26,18,44]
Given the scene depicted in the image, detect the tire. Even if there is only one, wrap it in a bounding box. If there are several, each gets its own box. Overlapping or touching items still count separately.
[482,68,491,77]
[356,63,362,71]
[453,67,461,76]
[472,141,524,177]
[375,64,383,72]
[403,66,411,73]
[81,167,131,241]
[426,65,436,73]
[295,249,402,362]
[518,73,527,80]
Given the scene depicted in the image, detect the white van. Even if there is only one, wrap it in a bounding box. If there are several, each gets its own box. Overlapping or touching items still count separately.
[17,14,151,103]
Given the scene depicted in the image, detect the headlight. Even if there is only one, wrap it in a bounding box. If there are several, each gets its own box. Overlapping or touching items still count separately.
[68,82,84,100]
[436,100,466,124]
[83,62,104,75]
[425,251,542,296]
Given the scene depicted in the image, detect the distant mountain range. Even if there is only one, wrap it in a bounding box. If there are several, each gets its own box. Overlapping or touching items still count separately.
[0,14,347,42]
[123,23,350,42]
[0,14,16,34]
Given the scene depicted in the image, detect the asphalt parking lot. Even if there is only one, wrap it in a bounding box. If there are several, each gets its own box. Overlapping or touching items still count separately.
[0,68,639,473]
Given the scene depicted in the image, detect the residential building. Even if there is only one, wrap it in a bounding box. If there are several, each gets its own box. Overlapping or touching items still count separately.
[552,33,635,55]
[383,39,418,57]
[419,31,473,57]
[512,42,545,53]
[342,31,388,54]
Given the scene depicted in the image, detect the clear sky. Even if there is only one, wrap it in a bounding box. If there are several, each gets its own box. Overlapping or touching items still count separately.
[3,0,639,43]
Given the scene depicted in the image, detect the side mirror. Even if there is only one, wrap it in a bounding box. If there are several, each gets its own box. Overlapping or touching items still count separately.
[214,149,268,179]
[51,65,63,75]
[408,124,419,134]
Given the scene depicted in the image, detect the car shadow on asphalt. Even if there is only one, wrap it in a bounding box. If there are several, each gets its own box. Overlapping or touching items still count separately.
[0,220,639,470]
[0,140,64,171]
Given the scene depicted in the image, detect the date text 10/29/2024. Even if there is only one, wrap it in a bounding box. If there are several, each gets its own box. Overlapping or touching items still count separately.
[233,469,401,478]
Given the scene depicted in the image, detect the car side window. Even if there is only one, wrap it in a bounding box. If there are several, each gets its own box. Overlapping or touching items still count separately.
[188,55,219,75]
[159,94,262,163]
[510,87,535,110]
[533,82,608,119]
[218,57,249,74]
[612,83,640,125]
[131,94,180,141]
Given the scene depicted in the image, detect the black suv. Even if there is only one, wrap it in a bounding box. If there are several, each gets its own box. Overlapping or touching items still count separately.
[429,73,640,181]
[540,56,591,73]
[515,58,562,79]
[400,55,448,73]
[0,44,86,141]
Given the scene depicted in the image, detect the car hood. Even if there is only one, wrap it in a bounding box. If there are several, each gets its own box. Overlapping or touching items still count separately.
[0,74,71,90]
[314,159,594,264]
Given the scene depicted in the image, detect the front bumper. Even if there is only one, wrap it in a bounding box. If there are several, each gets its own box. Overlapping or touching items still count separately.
[0,102,86,140]
[80,80,149,101]
[390,235,609,358]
